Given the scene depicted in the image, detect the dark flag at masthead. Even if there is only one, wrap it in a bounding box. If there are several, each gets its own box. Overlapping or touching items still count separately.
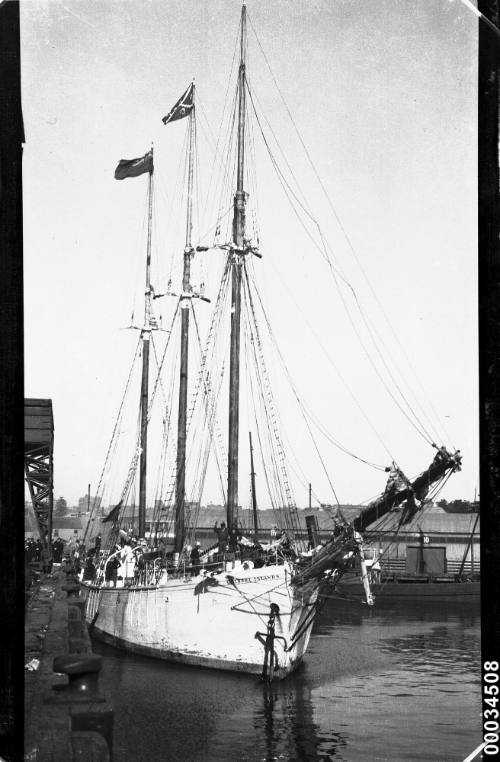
[114,150,153,180]
[162,82,194,125]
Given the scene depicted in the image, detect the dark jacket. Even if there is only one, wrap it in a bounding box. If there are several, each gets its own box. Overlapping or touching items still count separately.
[105,556,120,580]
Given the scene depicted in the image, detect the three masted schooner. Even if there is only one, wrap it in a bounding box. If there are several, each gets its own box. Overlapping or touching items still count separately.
[81,4,462,681]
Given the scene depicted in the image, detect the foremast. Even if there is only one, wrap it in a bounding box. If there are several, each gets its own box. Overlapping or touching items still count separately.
[138,157,154,538]
[227,3,247,549]
[174,84,196,554]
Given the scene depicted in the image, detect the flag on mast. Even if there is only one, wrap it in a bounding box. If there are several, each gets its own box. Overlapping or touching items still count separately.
[114,150,153,180]
[102,501,123,523]
[162,82,194,125]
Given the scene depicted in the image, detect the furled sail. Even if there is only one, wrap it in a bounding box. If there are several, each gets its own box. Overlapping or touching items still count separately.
[353,446,462,533]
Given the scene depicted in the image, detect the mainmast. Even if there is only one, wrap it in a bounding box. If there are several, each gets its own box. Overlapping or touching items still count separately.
[174,84,196,554]
[227,3,247,548]
[138,159,154,538]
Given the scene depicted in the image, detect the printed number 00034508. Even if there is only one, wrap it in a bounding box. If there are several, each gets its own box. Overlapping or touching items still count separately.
[483,661,499,756]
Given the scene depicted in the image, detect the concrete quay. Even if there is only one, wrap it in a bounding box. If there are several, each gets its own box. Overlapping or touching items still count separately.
[24,569,114,761]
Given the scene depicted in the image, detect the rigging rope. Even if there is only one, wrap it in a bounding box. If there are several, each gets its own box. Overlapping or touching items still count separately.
[244,28,449,449]
[191,304,228,502]
[246,266,390,471]
[245,79,434,450]
[243,310,285,519]
[83,336,142,543]
[241,262,305,542]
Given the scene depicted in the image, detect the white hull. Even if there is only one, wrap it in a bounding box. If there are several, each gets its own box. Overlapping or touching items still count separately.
[82,562,320,679]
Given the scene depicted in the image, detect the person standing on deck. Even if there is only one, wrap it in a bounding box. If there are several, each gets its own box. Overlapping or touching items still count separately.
[105,555,120,587]
[213,522,228,554]
[82,556,96,581]
[190,543,201,575]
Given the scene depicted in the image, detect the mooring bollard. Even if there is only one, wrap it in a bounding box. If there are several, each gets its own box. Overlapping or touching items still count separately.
[50,655,115,756]
[53,654,103,698]
[27,570,114,759]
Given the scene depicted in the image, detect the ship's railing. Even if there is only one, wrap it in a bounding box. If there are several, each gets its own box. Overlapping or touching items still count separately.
[87,544,298,587]
[88,544,480,588]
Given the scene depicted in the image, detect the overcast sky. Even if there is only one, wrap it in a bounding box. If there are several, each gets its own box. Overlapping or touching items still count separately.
[22,0,478,509]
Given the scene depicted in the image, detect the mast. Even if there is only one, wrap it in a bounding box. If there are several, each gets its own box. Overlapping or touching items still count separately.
[249,431,258,541]
[138,161,154,538]
[227,3,247,548]
[174,84,195,554]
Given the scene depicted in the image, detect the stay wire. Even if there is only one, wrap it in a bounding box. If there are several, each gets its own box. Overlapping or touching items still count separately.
[248,14,450,449]
[249,260,342,508]
[191,304,228,503]
[243,298,285,517]
[197,13,241,230]
[246,81,433,450]
[84,336,142,543]
[241,265,304,539]
[246,266,391,470]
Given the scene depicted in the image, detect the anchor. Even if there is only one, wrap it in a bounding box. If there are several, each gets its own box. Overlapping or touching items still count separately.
[255,603,286,682]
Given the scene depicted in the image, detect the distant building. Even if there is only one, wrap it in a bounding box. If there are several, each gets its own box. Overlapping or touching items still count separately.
[365,502,480,574]
[78,494,102,515]
[52,516,84,543]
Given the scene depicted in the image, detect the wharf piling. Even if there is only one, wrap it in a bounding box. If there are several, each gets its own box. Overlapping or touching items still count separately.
[24,568,114,760]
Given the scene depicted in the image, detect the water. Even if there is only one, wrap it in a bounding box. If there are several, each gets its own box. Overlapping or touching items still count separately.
[94,598,481,762]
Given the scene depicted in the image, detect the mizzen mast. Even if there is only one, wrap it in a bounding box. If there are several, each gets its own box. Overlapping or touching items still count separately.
[227,3,247,549]
[174,83,196,554]
[138,156,154,538]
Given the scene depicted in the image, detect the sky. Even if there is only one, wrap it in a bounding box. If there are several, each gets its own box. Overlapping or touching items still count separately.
[21,0,478,509]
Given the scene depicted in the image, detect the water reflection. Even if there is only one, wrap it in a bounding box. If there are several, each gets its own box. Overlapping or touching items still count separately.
[95,597,481,761]
[252,682,348,762]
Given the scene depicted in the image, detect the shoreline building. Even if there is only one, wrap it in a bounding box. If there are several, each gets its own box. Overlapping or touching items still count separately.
[364,502,479,577]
